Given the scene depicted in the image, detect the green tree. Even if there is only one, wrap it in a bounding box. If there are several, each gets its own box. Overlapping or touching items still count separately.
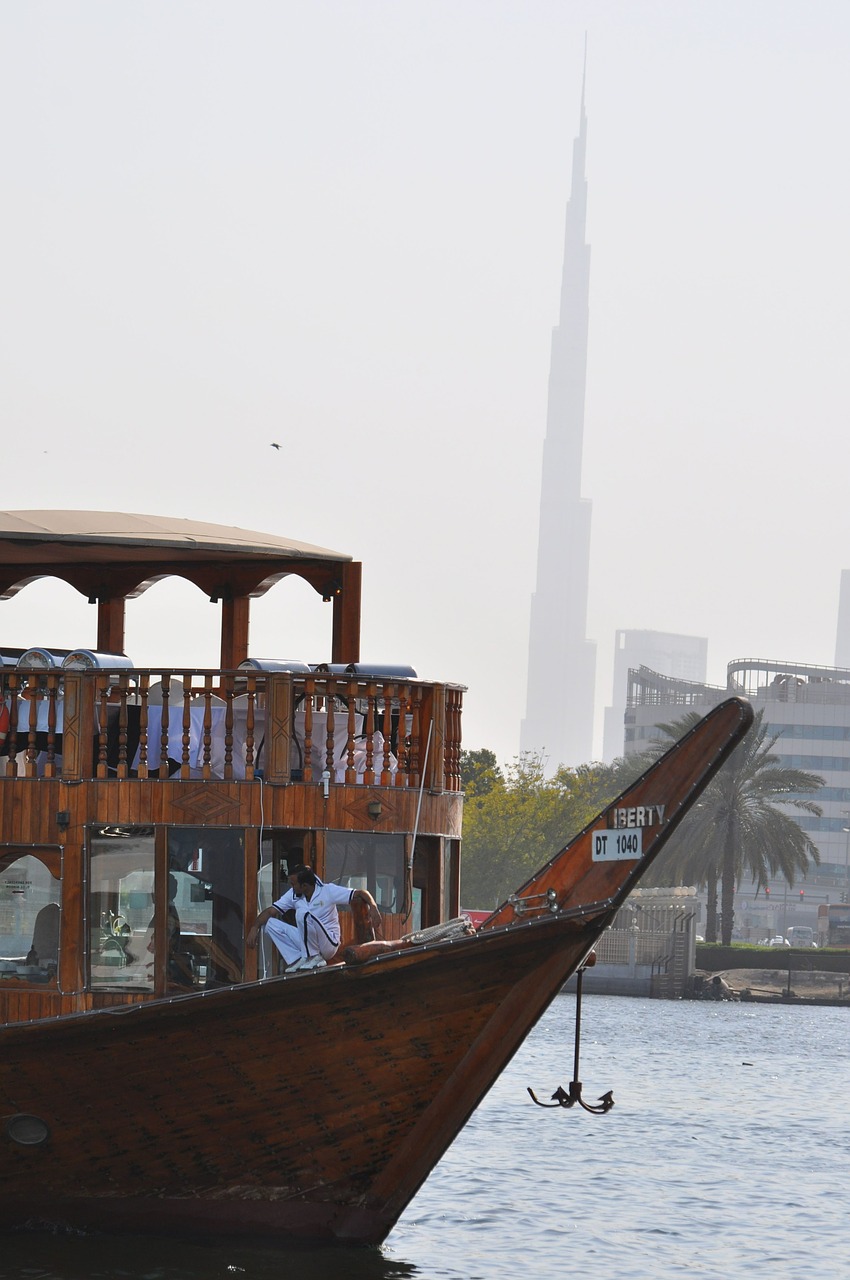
[460,752,639,909]
[642,709,823,944]
[459,748,503,796]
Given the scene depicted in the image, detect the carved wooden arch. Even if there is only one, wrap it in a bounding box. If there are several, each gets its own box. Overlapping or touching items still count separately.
[0,559,362,668]
[0,848,62,880]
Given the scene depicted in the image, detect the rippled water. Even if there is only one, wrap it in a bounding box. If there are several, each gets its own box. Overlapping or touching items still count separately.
[1,995,845,1279]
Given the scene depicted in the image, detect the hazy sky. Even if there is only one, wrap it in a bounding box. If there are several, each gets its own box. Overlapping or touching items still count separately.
[2,2,849,766]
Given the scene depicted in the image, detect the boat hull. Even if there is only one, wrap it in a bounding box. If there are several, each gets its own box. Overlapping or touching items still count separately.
[0,695,754,1245]
[0,913,595,1244]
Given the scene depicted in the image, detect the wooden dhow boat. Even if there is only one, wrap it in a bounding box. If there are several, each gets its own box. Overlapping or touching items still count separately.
[0,511,753,1245]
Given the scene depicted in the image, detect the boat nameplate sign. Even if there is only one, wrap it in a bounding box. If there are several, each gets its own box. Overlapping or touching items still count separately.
[592,827,643,862]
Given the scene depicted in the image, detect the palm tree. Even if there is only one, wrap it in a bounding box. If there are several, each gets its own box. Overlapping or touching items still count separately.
[642,709,823,944]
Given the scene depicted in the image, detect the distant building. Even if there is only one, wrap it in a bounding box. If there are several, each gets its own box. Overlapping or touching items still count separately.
[602,629,707,762]
[625,658,850,936]
[521,69,596,771]
[835,570,850,668]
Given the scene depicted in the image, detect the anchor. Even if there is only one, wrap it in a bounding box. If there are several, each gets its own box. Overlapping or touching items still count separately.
[528,958,614,1114]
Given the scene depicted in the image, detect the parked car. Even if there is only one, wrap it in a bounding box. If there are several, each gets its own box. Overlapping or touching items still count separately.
[786,926,816,947]
[768,935,791,947]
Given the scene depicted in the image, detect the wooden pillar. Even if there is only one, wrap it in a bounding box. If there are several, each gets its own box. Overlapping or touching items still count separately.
[416,684,446,794]
[60,671,96,781]
[331,561,362,663]
[96,597,126,655]
[220,595,250,671]
[264,673,294,784]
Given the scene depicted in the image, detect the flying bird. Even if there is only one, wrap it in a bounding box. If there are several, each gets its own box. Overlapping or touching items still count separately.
[270,442,281,450]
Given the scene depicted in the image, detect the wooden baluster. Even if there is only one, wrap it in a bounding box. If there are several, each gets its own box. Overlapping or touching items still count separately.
[440,686,450,791]
[17,679,32,778]
[96,676,110,778]
[448,689,457,790]
[381,683,394,786]
[244,677,256,780]
[408,688,422,790]
[223,673,234,780]
[444,687,458,791]
[159,675,171,777]
[363,682,376,786]
[42,671,58,778]
[200,674,213,779]
[394,686,411,787]
[115,673,129,778]
[20,675,38,776]
[302,681,314,783]
[0,674,7,774]
[138,674,150,778]
[452,688,464,790]
[180,675,192,778]
[325,682,337,778]
[345,682,357,784]
[6,675,20,776]
[391,685,402,786]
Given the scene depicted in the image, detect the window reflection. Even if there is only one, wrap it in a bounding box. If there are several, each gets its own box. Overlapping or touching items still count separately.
[167,828,245,988]
[325,833,405,913]
[0,853,61,984]
[89,828,155,991]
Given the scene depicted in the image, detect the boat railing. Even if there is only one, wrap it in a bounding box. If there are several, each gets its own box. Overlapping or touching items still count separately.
[0,668,464,791]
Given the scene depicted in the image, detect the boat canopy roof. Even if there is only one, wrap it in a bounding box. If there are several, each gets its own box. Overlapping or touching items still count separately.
[0,511,362,665]
[0,511,350,567]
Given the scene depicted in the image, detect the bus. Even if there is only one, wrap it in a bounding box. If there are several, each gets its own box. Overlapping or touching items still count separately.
[817,903,850,948]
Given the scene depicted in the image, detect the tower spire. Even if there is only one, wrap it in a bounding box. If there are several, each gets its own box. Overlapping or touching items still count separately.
[521,61,596,770]
[581,31,587,116]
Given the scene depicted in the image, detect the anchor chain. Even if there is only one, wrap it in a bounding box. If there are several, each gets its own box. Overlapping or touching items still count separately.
[527,962,614,1115]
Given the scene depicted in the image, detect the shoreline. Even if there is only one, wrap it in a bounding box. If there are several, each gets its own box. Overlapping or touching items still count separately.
[692,967,850,1007]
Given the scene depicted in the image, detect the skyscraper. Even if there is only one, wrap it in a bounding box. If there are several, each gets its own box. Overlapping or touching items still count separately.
[601,629,708,762]
[520,70,595,770]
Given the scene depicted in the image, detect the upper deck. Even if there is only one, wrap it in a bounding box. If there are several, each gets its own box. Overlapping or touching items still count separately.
[0,513,464,1022]
[0,508,461,787]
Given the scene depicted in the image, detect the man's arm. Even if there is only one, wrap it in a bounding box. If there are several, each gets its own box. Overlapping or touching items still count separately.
[350,888,382,934]
[246,905,280,949]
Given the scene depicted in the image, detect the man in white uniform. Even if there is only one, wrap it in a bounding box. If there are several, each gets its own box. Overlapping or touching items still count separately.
[248,867,381,972]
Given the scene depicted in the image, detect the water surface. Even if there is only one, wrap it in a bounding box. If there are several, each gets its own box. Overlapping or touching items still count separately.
[1,995,844,1279]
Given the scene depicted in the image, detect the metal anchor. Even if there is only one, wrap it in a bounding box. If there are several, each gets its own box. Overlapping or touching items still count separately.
[528,963,614,1115]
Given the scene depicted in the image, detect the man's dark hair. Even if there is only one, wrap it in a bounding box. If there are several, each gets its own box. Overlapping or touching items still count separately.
[296,868,318,890]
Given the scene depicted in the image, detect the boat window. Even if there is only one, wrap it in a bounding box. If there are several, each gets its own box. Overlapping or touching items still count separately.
[0,853,61,984]
[325,833,405,913]
[89,828,156,992]
[257,832,310,976]
[167,828,245,988]
[412,835,442,929]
